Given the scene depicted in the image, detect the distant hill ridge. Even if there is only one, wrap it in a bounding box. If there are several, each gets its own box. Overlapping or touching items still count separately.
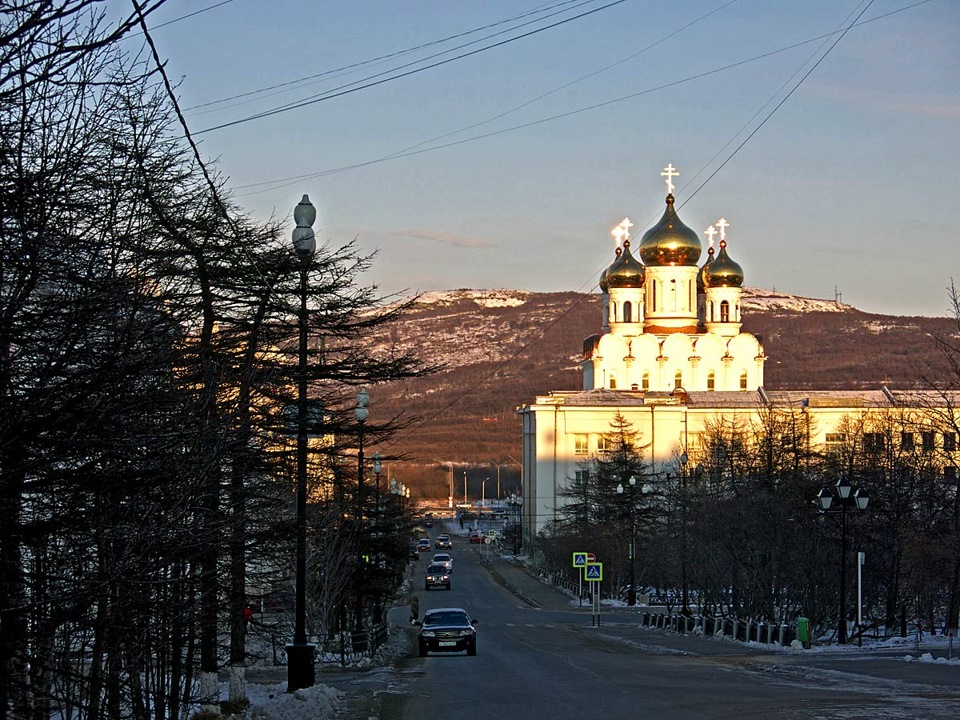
[369,288,956,484]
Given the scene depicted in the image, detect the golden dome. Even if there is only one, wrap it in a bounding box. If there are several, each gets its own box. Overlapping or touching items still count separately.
[703,241,743,288]
[638,195,702,267]
[605,240,645,288]
[697,245,715,293]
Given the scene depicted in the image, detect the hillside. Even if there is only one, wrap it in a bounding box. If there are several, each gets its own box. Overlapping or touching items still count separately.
[365,289,958,498]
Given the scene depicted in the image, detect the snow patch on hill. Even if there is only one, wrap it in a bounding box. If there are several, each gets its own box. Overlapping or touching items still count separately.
[414,289,531,308]
[741,287,849,313]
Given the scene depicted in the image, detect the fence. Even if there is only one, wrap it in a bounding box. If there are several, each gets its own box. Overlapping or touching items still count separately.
[639,611,797,646]
[267,623,391,667]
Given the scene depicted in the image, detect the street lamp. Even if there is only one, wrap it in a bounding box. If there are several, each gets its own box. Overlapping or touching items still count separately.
[679,452,690,616]
[287,195,317,692]
[616,475,639,606]
[354,388,369,636]
[817,477,870,644]
[508,493,523,554]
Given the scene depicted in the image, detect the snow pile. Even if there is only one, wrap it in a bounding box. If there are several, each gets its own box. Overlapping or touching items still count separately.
[243,682,343,720]
[904,652,960,665]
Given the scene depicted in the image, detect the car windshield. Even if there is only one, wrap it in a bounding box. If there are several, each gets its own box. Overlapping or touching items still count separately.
[424,611,469,627]
[427,564,446,573]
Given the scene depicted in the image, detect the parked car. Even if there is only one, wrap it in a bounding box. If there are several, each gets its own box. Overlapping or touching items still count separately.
[435,534,452,549]
[431,553,453,571]
[416,607,477,656]
[417,538,431,553]
[469,533,483,544]
[424,563,451,591]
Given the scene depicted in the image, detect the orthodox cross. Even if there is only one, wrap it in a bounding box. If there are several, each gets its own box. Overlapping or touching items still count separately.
[704,225,717,248]
[619,217,633,241]
[661,163,679,194]
[716,217,729,241]
[611,223,626,246]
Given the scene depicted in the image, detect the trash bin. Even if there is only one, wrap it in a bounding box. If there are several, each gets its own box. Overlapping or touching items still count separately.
[796,617,811,649]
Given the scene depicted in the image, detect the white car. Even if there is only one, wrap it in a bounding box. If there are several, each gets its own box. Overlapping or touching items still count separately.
[432,553,453,571]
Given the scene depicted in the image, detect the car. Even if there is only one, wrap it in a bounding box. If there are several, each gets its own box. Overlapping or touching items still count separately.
[408,543,420,561]
[416,607,477,656]
[417,538,431,553]
[431,553,453,571]
[435,534,452,549]
[469,533,483,544]
[424,563,451,591]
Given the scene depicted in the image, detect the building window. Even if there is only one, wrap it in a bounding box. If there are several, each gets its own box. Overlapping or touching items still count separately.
[623,301,632,323]
[610,301,616,322]
[739,371,747,390]
[609,372,617,389]
[574,434,588,455]
[669,279,677,311]
[922,431,935,451]
[721,300,730,323]
[642,373,650,391]
[864,433,886,452]
[901,432,914,451]
[707,372,715,391]
[825,433,846,445]
[709,301,714,322]
[597,435,611,455]
[945,466,958,482]
[651,281,657,312]
[674,371,683,389]
[944,432,957,452]
[575,469,590,482]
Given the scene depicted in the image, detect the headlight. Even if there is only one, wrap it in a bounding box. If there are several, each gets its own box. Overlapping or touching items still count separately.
[459,629,475,637]
[422,630,436,637]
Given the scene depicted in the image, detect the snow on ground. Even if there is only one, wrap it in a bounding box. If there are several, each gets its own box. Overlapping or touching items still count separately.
[241,683,343,720]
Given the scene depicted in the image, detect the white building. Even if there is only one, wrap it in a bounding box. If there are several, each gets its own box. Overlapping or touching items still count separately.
[516,165,959,542]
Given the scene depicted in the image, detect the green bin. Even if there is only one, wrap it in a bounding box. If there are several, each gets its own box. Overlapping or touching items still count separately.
[796,617,811,649]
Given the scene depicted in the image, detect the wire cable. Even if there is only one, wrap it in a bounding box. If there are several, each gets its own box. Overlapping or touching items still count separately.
[195,0,630,134]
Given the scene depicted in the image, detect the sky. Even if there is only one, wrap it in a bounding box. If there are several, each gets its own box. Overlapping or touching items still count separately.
[120,0,958,317]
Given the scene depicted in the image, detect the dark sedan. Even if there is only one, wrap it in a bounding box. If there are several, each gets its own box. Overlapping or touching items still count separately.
[416,608,477,657]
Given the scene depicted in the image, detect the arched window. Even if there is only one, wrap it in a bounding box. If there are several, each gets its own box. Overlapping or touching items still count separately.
[610,301,617,322]
[709,301,714,322]
[651,281,657,312]
[674,371,683,389]
[739,371,748,390]
[721,300,730,323]
[642,373,650,391]
[669,279,677,311]
[609,371,617,389]
[623,301,632,323]
[707,372,715,391]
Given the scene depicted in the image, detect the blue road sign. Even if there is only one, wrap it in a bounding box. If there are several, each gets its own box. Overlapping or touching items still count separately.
[572,552,588,568]
[585,562,603,581]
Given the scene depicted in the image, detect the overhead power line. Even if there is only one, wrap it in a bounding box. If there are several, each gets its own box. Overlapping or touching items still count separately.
[185,0,588,113]
[195,0,630,135]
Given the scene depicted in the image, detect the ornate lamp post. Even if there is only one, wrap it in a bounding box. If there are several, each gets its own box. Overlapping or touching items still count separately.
[617,475,639,606]
[818,477,870,644]
[678,452,690,616]
[288,195,317,692]
[354,388,369,635]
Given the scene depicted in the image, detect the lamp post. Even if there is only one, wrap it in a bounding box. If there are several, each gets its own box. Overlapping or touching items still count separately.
[679,452,690,616]
[817,477,870,644]
[616,475,639,606]
[288,195,317,691]
[354,388,369,635]
[508,493,523,554]
[463,470,468,506]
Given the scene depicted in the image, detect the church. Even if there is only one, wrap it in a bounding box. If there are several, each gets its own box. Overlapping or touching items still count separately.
[516,165,959,541]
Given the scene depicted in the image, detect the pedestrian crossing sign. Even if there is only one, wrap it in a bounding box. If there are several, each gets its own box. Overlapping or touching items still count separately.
[585,562,602,581]
[572,552,588,568]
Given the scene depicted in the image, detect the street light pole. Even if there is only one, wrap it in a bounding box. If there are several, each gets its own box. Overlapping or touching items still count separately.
[354,388,369,636]
[617,475,639,606]
[679,452,690,616]
[288,195,317,692]
[818,478,870,644]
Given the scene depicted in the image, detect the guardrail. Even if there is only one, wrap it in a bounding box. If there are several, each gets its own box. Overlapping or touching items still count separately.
[639,611,797,646]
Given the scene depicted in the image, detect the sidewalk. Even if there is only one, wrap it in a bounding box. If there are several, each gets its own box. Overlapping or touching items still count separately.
[476,547,575,612]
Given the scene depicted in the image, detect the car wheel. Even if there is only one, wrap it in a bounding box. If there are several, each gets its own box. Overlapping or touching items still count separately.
[445,583,451,590]
[467,641,476,656]
[424,583,430,591]
[418,641,427,658]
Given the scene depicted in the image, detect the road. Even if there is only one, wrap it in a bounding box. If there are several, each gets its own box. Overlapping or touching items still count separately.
[374,530,960,720]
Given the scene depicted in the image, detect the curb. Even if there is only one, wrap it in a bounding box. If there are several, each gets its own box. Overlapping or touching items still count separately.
[477,554,541,609]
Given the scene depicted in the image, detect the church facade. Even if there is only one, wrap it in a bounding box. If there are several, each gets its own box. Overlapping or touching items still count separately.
[516,165,959,541]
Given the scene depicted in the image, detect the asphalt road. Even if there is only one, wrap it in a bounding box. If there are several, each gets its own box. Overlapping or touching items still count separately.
[375,536,960,720]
